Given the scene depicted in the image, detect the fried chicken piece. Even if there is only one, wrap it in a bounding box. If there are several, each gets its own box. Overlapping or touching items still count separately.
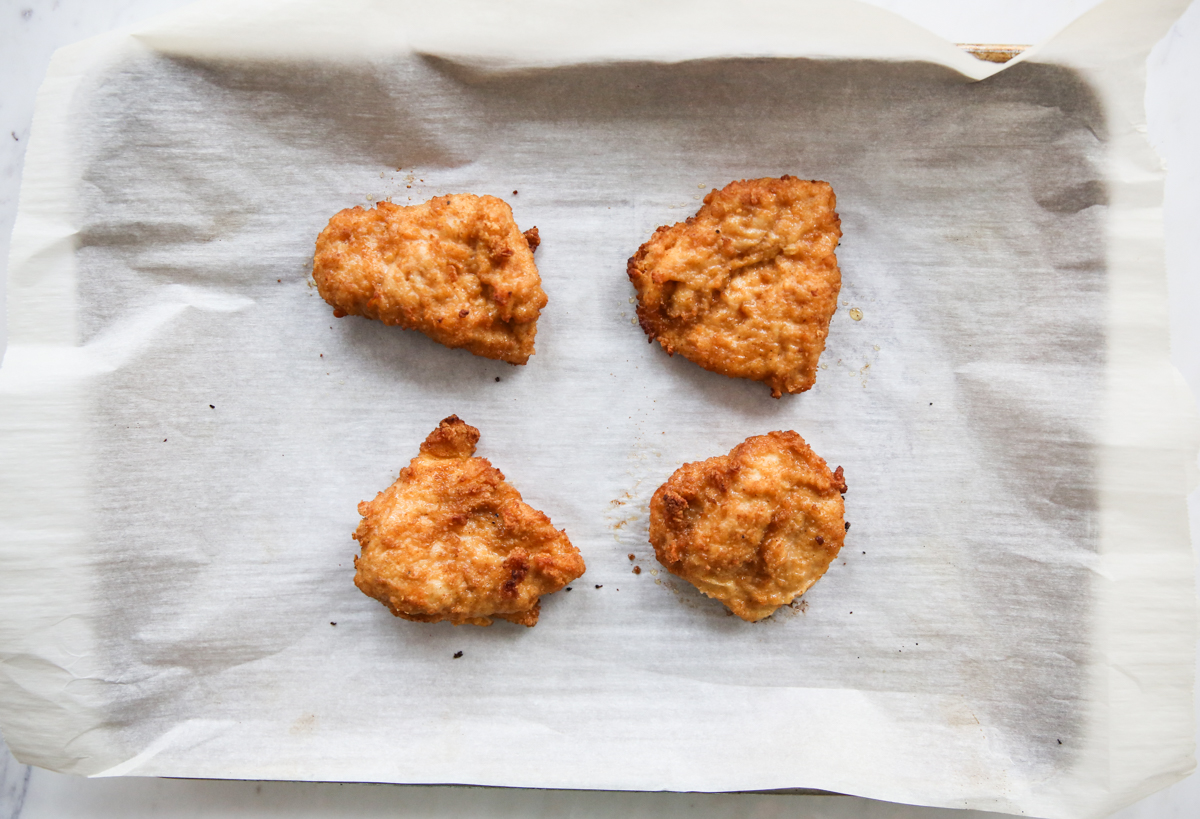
[649,431,847,622]
[314,194,547,364]
[353,416,585,627]
[628,176,842,397]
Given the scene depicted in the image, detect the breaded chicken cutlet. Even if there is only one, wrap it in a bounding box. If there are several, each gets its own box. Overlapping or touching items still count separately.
[353,416,585,627]
[628,176,842,397]
[314,194,546,364]
[649,431,846,622]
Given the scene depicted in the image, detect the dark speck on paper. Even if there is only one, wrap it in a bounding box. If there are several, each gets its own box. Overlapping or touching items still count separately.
[495,377,500,382]
[330,622,336,626]
[453,651,463,659]
[209,404,214,409]
[595,585,603,589]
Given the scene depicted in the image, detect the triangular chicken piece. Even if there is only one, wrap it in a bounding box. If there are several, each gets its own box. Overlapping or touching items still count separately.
[353,416,584,626]
[628,176,842,397]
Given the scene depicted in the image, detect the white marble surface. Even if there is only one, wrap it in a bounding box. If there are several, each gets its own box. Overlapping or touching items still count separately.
[1,1,1197,817]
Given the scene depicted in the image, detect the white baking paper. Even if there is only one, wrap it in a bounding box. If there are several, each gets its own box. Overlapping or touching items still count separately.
[1,1,1196,817]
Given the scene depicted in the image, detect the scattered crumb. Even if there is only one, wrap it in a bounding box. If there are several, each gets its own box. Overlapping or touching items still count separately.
[595,585,603,589]
[633,566,642,575]
[453,651,463,659]
[330,622,337,626]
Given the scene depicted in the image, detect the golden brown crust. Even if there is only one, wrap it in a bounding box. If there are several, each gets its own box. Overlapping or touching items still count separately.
[649,431,846,621]
[352,416,585,627]
[313,195,547,364]
[628,176,842,398]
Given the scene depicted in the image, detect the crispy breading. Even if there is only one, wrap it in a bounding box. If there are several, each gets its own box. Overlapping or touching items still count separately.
[628,176,842,397]
[353,416,585,627]
[314,194,547,364]
[649,431,847,622]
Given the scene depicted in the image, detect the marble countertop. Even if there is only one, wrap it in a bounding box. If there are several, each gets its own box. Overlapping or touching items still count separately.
[2,2,1197,817]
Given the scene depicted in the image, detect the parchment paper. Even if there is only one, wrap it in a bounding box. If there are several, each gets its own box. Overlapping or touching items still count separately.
[1,1,1197,817]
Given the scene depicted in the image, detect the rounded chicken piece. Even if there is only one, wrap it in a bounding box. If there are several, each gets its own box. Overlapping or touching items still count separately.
[649,431,847,621]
